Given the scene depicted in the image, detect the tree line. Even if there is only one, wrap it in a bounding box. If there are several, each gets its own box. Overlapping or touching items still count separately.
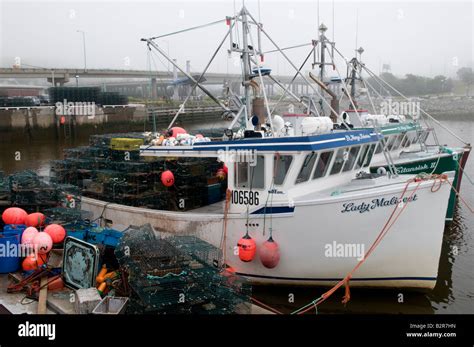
[365,67,473,96]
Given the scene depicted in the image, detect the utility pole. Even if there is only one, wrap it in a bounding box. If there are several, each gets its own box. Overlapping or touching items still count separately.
[77,30,87,71]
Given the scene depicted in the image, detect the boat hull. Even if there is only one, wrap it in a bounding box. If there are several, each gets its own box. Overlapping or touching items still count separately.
[81,175,453,290]
[370,147,469,221]
[223,177,452,289]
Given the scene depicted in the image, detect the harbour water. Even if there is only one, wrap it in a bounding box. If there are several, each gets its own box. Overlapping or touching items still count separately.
[0,114,472,314]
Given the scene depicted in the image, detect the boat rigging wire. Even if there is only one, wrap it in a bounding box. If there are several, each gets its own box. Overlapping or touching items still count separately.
[150,18,230,40]
[263,42,313,55]
[167,21,236,129]
[361,64,469,146]
[246,8,342,121]
[269,46,316,116]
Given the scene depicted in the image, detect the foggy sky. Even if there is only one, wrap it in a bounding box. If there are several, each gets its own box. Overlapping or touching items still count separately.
[0,0,472,79]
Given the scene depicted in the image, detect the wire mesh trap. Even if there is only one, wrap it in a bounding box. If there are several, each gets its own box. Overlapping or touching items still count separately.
[115,224,251,314]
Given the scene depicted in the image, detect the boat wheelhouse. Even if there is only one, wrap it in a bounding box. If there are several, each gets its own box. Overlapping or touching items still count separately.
[342,110,470,221]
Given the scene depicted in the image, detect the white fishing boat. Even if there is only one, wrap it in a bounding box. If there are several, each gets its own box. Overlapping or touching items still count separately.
[76,6,454,290]
[300,26,471,222]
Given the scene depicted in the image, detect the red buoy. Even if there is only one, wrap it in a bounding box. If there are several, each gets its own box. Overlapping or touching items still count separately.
[2,207,28,225]
[161,170,175,187]
[22,253,47,271]
[222,164,228,176]
[259,237,280,269]
[25,212,46,228]
[44,224,66,244]
[169,127,187,138]
[237,234,257,262]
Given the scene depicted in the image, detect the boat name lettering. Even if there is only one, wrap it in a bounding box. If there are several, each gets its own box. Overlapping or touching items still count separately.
[395,162,436,174]
[341,194,418,214]
[344,134,371,142]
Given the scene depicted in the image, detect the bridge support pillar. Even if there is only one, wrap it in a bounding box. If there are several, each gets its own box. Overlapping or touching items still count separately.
[151,78,157,99]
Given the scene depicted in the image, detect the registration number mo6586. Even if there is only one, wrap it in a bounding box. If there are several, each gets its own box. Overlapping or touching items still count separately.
[231,190,260,205]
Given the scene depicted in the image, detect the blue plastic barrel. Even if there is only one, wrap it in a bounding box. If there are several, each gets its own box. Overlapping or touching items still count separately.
[3,224,26,238]
[0,231,21,273]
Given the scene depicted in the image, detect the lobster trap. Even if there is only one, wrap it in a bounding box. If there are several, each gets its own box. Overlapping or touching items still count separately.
[115,224,251,314]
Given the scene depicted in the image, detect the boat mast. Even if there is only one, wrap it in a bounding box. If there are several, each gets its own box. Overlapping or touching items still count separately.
[318,23,327,116]
[348,47,363,111]
[241,7,252,130]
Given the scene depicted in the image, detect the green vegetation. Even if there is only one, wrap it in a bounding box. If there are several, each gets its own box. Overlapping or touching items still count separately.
[367,73,454,96]
[456,67,474,96]
[366,67,473,97]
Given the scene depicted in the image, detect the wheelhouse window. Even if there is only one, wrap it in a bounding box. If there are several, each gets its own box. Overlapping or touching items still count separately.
[412,132,420,144]
[296,152,317,184]
[413,130,429,145]
[419,130,430,144]
[375,142,383,154]
[401,133,409,147]
[391,134,405,151]
[385,135,396,151]
[235,155,265,189]
[330,147,348,175]
[355,144,369,169]
[404,132,416,147]
[363,144,376,167]
[342,146,361,172]
[313,151,333,179]
[273,155,293,185]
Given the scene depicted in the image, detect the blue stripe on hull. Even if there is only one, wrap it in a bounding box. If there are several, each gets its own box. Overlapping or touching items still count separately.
[251,206,295,214]
[235,272,436,282]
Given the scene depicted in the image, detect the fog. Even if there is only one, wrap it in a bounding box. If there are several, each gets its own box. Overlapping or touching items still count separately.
[0,0,472,78]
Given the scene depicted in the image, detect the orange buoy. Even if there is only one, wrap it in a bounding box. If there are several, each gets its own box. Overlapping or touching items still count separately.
[216,168,226,181]
[44,224,66,244]
[96,265,108,284]
[25,212,46,228]
[161,170,175,187]
[22,253,46,271]
[259,237,280,269]
[169,127,187,138]
[33,232,53,254]
[2,207,28,225]
[237,234,257,262]
[97,282,107,295]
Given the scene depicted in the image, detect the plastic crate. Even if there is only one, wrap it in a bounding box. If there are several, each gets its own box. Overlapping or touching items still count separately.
[207,184,222,204]
[92,296,129,314]
[109,138,144,151]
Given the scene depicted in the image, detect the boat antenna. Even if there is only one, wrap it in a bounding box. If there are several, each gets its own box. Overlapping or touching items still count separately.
[355,8,359,54]
[332,0,335,43]
[258,0,262,23]
[317,0,320,35]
